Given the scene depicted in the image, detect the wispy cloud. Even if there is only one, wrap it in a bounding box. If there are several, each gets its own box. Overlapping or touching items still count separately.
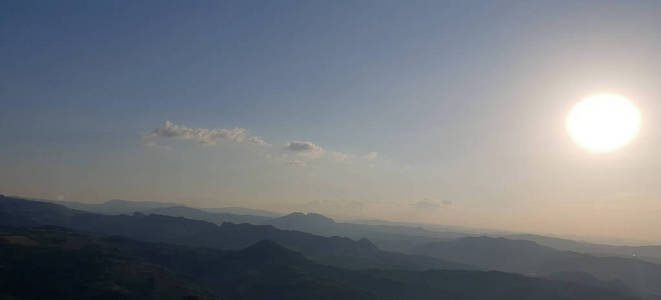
[284,141,324,157]
[146,121,266,145]
[411,199,452,210]
[144,122,382,168]
[247,136,267,145]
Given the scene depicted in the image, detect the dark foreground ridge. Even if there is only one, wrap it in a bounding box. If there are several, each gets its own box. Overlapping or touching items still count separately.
[0,226,644,300]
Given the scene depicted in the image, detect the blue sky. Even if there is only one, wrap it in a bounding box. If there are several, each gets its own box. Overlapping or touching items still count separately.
[2,0,661,242]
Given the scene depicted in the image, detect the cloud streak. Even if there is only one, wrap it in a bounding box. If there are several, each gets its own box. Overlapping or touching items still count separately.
[285,141,324,153]
[284,141,324,158]
[144,121,381,168]
[411,199,452,210]
[147,121,266,145]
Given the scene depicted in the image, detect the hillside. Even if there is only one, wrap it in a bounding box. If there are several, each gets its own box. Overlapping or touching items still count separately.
[143,206,272,224]
[263,212,468,252]
[0,195,469,271]
[413,236,661,298]
[510,233,661,264]
[0,228,216,300]
[0,226,644,300]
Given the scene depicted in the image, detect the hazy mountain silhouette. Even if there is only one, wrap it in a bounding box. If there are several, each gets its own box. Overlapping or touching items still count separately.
[0,226,645,300]
[263,212,468,252]
[262,212,337,236]
[0,195,469,271]
[57,199,469,253]
[52,199,178,215]
[510,233,661,264]
[52,198,282,218]
[5,195,660,298]
[202,206,282,217]
[543,271,632,293]
[142,206,272,224]
[413,236,661,297]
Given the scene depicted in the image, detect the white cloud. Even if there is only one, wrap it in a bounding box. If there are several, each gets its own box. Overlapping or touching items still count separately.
[411,199,452,210]
[248,136,267,145]
[147,121,266,146]
[144,122,383,167]
[284,141,324,157]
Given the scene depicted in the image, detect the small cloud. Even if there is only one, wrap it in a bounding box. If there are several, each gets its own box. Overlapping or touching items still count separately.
[284,141,324,157]
[411,199,451,210]
[365,152,378,161]
[287,159,306,167]
[285,141,323,153]
[146,121,266,146]
[248,136,268,145]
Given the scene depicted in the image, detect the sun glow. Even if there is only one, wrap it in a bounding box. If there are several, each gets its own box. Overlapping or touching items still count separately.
[566,94,641,152]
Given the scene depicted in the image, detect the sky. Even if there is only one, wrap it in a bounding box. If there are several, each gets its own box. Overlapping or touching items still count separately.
[2,0,661,244]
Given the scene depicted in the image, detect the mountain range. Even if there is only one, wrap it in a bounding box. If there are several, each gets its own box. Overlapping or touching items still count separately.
[4,195,661,299]
[0,225,645,300]
[412,236,661,297]
[0,195,468,272]
[509,233,661,265]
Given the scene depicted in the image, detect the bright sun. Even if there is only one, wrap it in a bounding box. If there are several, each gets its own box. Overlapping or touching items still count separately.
[566,94,641,152]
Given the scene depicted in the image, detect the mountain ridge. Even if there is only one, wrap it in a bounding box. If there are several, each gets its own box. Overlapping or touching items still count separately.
[0,195,470,272]
[413,236,661,297]
[0,225,645,300]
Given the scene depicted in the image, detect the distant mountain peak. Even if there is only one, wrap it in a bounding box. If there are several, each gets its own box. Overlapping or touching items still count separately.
[104,199,175,206]
[278,212,336,224]
[105,199,130,204]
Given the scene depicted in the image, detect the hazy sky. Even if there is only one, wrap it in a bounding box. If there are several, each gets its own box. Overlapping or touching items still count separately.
[2,0,661,243]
